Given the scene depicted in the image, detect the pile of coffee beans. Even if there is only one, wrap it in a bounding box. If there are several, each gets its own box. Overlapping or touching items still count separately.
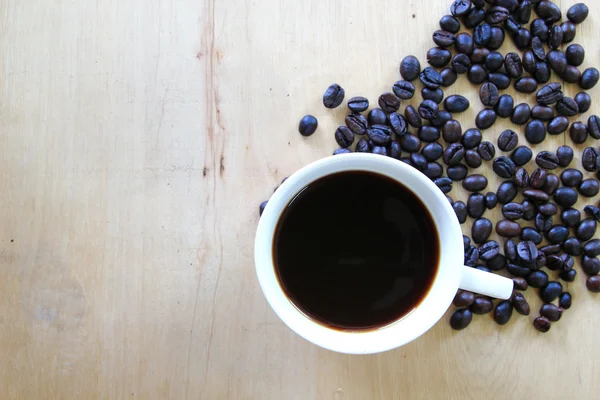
[262,1,600,333]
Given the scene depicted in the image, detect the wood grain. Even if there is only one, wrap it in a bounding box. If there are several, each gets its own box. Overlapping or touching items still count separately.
[0,0,599,398]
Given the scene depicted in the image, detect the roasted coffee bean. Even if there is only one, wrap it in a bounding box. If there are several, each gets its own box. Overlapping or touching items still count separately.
[515,77,538,94]
[513,28,532,49]
[465,245,480,267]
[536,82,563,105]
[533,316,551,332]
[554,187,578,208]
[497,181,518,204]
[560,169,583,187]
[582,147,600,172]
[561,21,577,43]
[451,0,472,17]
[534,61,551,83]
[399,133,422,153]
[514,168,529,188]
[471,296,494,315]
[345,113,369,135]
[504,15,521,36]
[298,115,318,136]
[504,52,523,79]
[474,22,492,46]
[442,120,463,143]
[485,192,498,209]
[561,208,581,228]
[389,141,402,159]
[392,81,415,100]
[576,218,597,241]
[367,127,391,146]
[546,254,564,271]
[472,218,493,244]
[467,64,488,84]
[379,92,401,113]
[531,36,546,61]
[422,88,444,104]
[566,44,585,67]
[563,237,582,256]
[333,148,352,155]
[467,193,486,219]
[423,162,443,179]
[444,95,470,113]
[418,100,439,121]
[536,1,562,23]
[486,6,510,25]
[355,138,370,153]
[447,165,468,182]
[559,292,572,310]
[476,142,495,161]
[488,26,505,49]
[440,68,458,86]
[513,277,528,292]
[368,108,387,126]
[540,281,563,303]
[450,308,473,330]
[428,47,452,68]
[405,106,422,128]
[541,244,562,256]
[514,0,532,22]
[581,67,600,90]
[538,202,558,216]
[535,151,559,170]
[503,202,524,220]
[496,94,514,119]
[511,146,533,167]
[525,119,546,144]
[523,200,536,221]
[512,292,530,316]
[547,49,567,74]
[548,25,563,49]
[498,130,518,152]
[400,56,421,81]
[522,227,543,244]
[496,220,521,237]
[493,156,516,178]
[430,111,452,129]
[387,114,406,137]
[440,15,461,33]
[511,103,531,125]
[505,239,518,262]
[433,30,456,48]
[493,300,513,325]
[547,116,568,135]
[540,304,562,322]
[543,174,560,196]
[454,290,476,308]
[579,179,600,197]
[582,255,600,276]
[476,109,496,130]
[518,241,538,267]
[529,168,547,189]
[372,146,388,156]
[465,150,483,168]
[346,96,369,113]
[463,175,488,192]
[587,276,600,292]
[323,84,345,108]
[531,18,549,41]
[556,97,580,117]
[443,143,466,166]
[560,268,577,282]
[575,92,592,113]
[455,32,474,55]
[434,177,453,194]
[585,205,600,222]
[463,235,471,251]
[556,146,574,167]
[523,50,537,75]
[418,67,441,90]
[547,225,569,244]
[410,153,428,171]
[484,51,504,72]
[507,263,530,277]
[531,105,554,121]
[334,126,355,148]
[562,65,582,84]
[479,240,500,261]
[453,201,468,223]
[449,55,470,77]
[487,253,507,271]
[527,270,549,288]
[535,213,553,233]
[422,143,443,162]
[567,3,589,24]
[479,83,499,107]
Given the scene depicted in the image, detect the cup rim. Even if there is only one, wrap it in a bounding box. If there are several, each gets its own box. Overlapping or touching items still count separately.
[255,153,463,354]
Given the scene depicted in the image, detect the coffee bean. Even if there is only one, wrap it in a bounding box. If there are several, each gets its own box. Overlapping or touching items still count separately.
[485,192,498,210]
[582,147,600,172]
[440,15,461,33]
[515,77,538,94]
[487,253,507,271]
[346,97,368,113]
[560,268,577,282]
[410,153,428,172]
[535,213,553,233]
[431,110,452,128]
[428,47,452,68]
[497,181,518,204]
[444,95,470,114]
[442,120,462,143]
[488,26,506,49]
[494,300,513,325]
[443,143,466,166]
[498,130,518,152]
[533,316,551,332]
[465,245,480,267]
[547,50,567,74]
[514,168,529,188]
[548,25,563,49]
[372,146,388,156]
[525,119,546,144]
[451,0,472,17]
[523,50,537,74]
[505,239,518,262]
[536,82,563,105]
[400,56,421,81]
[465,150,482,168]
[467,64,488,84]
[518,240,539,267]
[467,193,486,219]
[504,52,523,78]
[556,97,579,117]
[464,7,486,28]
[587,276,600,292]
[535,151,559,170]
[522,227,543,244]
[540,304,562,322]
[479,83,499,107]
[541,244,562,256]
[493,156,516,178]
[456,32,475,55]
[531,18,549,41]
[547,225,569,244]
[538,202,558,217]
[531,105,554,121]
[367,127,391,146]
[496,94,515,118]
[507,263,530,277]
[355,138,370,153]
[418,127,440,144]
[531,36,546,61]
[511,103,531,125]
[513,28,532,49]
[473,22,491,46]
[564,237,582,256]
[333,148,352,155]
[560,208,581,228]
[547,116,568,135]
[463,175,488,192]
[567,3,589,24]
[511,146,533,167]
[512,292,530,316]
[496,220,521,237]
[582,255,600,276]
[575,92,592,113]
[474,142,494,163]
[560,169,583,187]
[503,14,521,34]
[471,296,493,315]
[566,44,585,67]
[405,106,423,129]
[450,54,470,75]
[576,218,597,241]
[486,6,510,25]
[433,30,456,48]
[421,143,442,162]
[391,82,414,101]
[378,92,401,113]
[399,134,422,153]
[534,61,551,83]
[579,179,599,198]
[479,240,500,261]
[334,126,355,148]
[345,113,369,135]
[554,187,578,208]
[484,51,504,72]
[418,100,439,121]
[556,146,574,167]
[368,109,387,126]
[503,202,524,220]
[562,65,582,83]
[476,109,496,130]
[540,281,562,303]
[523,200,537,220]
[450,308,473,330]
[422,88,444,104]
[423,162,443,179]
[580,67,599,90]
[463,235,471,251]
[453,201,467,223]
[527,270,549,288]
[434,177,453,194]
[543,174,560,195]
[514,0,531,22]
[472,218,493,244]
[536,1,561,23]
[513,277,528,291]
[446,165,467,182]
[454,290,475,308]
[559,292,572,310]
[585,205,600,222]
[561,21,577,43]
[440,68,458,87]
[529,168,547,189]
[323,84,345,109]
[298,115,318,136]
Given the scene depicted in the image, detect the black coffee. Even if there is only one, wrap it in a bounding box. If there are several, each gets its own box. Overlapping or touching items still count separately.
[273,171,439,330]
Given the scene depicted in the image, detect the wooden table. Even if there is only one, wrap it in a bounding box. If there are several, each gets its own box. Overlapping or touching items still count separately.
[1,0,599,398]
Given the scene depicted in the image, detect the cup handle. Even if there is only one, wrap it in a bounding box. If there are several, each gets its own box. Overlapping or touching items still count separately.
[459,266,513,300]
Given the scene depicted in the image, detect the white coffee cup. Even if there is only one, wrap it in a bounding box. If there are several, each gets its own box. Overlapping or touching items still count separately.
[255,153,513,354]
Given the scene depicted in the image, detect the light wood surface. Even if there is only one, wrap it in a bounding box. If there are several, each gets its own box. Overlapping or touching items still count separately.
[1,0,599,398]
